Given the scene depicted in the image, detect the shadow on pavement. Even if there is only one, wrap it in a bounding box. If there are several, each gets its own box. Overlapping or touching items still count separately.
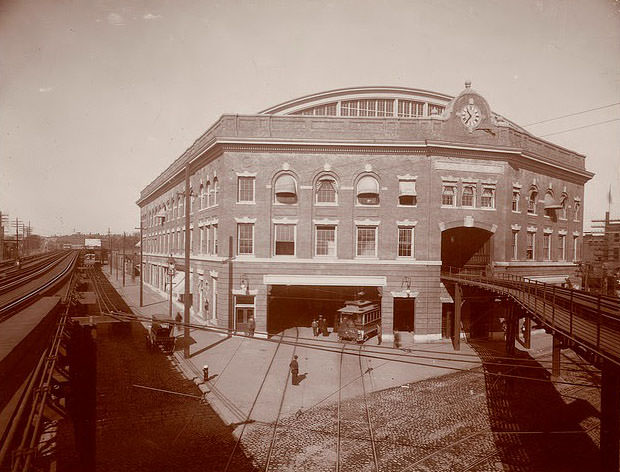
[469,339,601,471]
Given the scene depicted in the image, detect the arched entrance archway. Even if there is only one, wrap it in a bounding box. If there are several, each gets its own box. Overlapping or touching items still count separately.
[440,220,495,270]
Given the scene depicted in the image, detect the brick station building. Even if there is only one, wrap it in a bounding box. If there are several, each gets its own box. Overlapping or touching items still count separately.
[137,82,593,341]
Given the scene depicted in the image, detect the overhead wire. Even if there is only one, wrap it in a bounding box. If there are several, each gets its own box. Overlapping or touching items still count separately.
[108,310,601,388]
[522,102,620,127]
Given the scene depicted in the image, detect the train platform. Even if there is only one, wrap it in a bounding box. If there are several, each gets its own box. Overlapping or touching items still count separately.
[98,273,563,428]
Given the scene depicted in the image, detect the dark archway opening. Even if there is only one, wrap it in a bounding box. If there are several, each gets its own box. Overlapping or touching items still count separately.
[441,227,493,270]
[267,285,380,334]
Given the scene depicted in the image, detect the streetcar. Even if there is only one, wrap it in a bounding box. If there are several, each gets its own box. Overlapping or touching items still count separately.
[336,299,381,342]
[84,253,96,266]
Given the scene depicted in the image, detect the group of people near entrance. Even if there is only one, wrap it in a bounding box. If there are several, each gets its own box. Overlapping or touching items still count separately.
[311,315,329,337]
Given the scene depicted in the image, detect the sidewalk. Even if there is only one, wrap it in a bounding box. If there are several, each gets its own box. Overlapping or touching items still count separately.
[103,270,553,429]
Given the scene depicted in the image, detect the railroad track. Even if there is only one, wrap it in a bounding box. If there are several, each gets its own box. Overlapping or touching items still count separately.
[263,327,300,472]
[88,267,133,314]
[336,343,379,472]
[223,329,292,472]
[0,252,78,321]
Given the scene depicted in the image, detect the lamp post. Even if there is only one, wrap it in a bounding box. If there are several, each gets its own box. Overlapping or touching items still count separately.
[167,255,175,320]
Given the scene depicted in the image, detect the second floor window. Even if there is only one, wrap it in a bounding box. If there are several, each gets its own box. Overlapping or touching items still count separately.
[559,234,566,261]
[527,232,535,260]
[512,231,518,260]
[237,223,253,255]
[573,200,581,221]
[356,226,377,257]
[398,227,414,257]
[315,225,336,256]
[274,224,295,256]
[543,233,551,260]
[238,177,255,203]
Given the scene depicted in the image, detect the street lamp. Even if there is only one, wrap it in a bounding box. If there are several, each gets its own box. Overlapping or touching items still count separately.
[167,255,175,320]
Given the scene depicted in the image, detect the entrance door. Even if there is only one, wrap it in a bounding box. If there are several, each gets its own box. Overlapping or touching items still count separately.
[393,298,415,332]
[236,307,253,332]
[235,295,255,332]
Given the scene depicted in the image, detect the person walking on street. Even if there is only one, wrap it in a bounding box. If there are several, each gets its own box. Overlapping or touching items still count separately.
[311,318,318,337]
[394,330,401,349]
[289,355,299,385]
[248,316,255,337]
[377,323,382,345]
[318,316,325,336]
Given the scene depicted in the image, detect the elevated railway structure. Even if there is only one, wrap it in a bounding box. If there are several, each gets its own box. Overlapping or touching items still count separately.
[0,251,79,472]
[441,268,620,471]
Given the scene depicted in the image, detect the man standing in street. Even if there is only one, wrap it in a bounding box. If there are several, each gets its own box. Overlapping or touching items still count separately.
[376,323,382,345]
[289,355,299,385]
[248,316,255,337]
[311,318,318,337]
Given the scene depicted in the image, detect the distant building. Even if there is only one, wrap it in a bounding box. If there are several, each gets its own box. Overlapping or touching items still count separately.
[583,212,620,295]
[137,83,593,341]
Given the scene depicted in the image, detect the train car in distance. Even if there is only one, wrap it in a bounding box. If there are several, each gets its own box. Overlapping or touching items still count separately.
[337,299,381,343]
[84,253,96,266]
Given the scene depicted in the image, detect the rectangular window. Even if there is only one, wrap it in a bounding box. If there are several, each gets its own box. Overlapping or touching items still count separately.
[481,186,495,209]
[527,232,536,260]
[559,234,566,261]
[528,192,537,214]
[573,200,581,221]
[315,225,336,256]
[398,227,414,257]
[461,185,475,207]
[543,233,551,260]
[237,223,253,255]
[274,224,295,256]
[512,231,518,260]
[213,225,218,255]
[512,190,520,212]
[237,177,255,203]
[201,226,208,254]
[356,226,377,257]
[573,236,579,261]
[442,185,456,206]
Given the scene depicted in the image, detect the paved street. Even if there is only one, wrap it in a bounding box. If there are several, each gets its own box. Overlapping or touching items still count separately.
[99,274,603,471]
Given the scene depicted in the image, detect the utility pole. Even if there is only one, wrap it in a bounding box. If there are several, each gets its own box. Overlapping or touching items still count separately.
[122,232,126,287]
[108,228,112,275]
[15,217,20,260]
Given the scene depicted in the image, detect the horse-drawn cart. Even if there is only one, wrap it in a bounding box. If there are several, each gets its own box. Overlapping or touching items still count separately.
[145,315,175,354]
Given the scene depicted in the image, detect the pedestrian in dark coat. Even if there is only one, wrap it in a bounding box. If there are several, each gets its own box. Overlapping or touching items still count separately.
[311,319,319,337]
[377,324,382,345]
[321,316,329,336]
[289,355,299,385]
[318,316,325,335]
[394,330,401,349]
[248,316,255,337]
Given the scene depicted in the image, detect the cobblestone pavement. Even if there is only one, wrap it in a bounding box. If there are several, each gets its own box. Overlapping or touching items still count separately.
[55,272,257,472]
[236,343,601,472]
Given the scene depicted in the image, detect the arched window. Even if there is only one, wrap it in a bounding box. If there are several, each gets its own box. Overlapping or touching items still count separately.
[274,174,298,204]
[205,181,211,207]
[356,175,379,205]
[527,188,538,214]
[213,178,219,206]
[316,177,337,204]
[199,184,204,209]
[461,185,475,207]
[543,190,561,217]
[560,194,568,220]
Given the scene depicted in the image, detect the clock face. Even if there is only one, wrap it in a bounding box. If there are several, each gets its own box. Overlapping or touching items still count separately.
[460,103,481,130]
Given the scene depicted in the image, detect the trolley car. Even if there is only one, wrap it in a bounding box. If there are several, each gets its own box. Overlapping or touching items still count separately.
[337,300,381,342]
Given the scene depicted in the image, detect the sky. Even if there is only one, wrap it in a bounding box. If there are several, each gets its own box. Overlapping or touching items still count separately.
[0,0,619,236]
